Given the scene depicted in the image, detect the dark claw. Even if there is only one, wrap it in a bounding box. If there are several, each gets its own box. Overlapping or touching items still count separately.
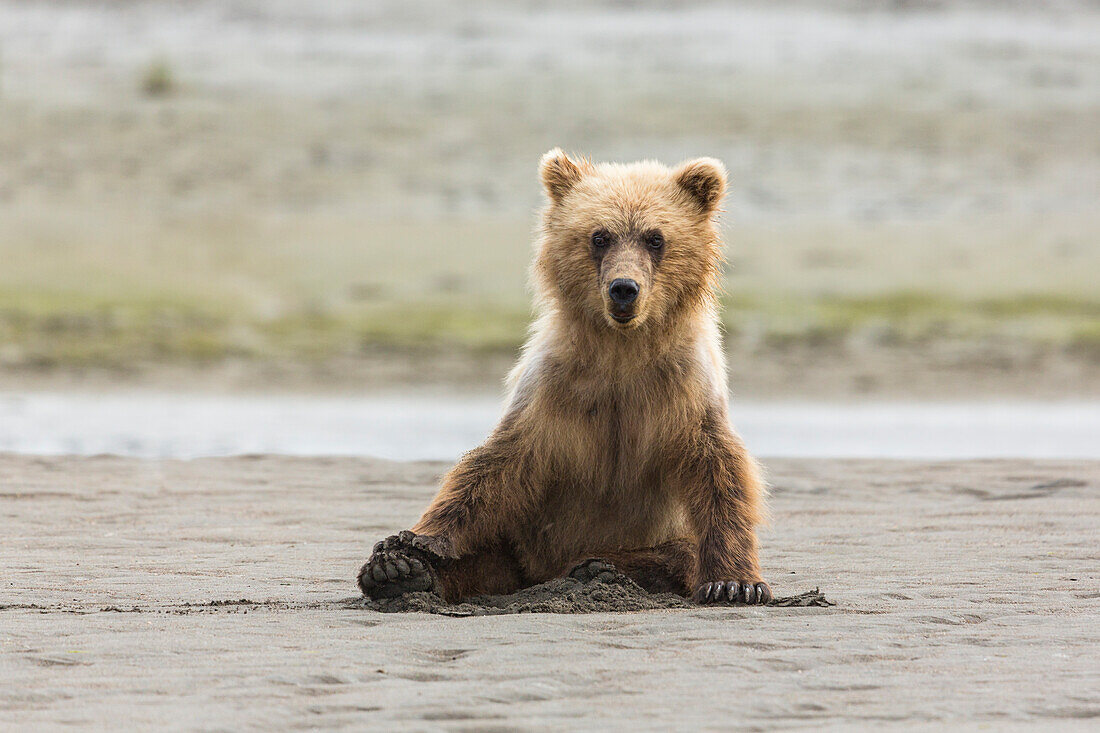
[693,579,772,606]
[408,558,424,572]
[370,564,387,583]
[394,557,410,575]
[383,561,398,579]
[373,540,384,554]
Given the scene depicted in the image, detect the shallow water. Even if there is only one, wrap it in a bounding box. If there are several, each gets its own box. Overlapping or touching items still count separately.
[0,391,1096,460]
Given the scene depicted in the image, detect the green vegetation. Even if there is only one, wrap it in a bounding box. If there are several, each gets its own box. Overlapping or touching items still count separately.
[723,292,1100,348]
[1068,321,1100,361]
[139,58,175,97]
[3,210,1096,372]
[2,286,1096,371]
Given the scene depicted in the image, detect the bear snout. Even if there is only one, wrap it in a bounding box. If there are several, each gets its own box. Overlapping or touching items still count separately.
[608,278,639,308]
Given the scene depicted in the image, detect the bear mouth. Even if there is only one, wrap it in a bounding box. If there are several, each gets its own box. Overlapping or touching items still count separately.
[610,313,636,324]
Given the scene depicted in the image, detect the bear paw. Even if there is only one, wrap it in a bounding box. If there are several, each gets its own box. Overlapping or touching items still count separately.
[567,558,620,584]
[356,531,453,599]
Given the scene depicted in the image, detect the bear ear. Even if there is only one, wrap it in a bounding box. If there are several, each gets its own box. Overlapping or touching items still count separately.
[673,157,727,216]
[539,148,589,204]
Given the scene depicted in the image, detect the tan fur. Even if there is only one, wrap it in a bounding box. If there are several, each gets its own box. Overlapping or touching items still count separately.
[409,150,768,601]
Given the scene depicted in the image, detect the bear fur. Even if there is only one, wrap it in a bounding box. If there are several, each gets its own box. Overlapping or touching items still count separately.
[358,150,770,605]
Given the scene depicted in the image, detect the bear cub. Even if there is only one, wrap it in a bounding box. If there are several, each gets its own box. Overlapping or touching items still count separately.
[358,150,770,605]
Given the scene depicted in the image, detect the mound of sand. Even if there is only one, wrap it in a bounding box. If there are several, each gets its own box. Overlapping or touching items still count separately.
[361,565,832,616]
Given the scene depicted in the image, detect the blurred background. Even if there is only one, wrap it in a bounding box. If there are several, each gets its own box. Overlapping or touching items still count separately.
[0,0,1097,458]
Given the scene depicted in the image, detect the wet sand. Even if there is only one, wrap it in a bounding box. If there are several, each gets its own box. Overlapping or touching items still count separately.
[2,454,1097,728]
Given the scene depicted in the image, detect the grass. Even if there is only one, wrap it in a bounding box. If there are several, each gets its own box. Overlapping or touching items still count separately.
[3,209,1097,371]
[139,59,175,97]
[2,287,1097,370]
[724,292,1100,350]
[1068,321,1100,361]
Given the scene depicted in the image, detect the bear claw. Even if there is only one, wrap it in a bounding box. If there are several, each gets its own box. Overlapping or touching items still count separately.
[694,580,771,605]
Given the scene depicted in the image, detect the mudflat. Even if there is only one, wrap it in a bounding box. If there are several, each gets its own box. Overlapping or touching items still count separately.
[2,454,1097,728]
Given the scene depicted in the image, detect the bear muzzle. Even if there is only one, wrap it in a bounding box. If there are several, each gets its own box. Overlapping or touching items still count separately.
[607,278,640,324]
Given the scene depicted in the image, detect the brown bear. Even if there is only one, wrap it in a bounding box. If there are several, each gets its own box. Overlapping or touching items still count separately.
[358,150,770,605]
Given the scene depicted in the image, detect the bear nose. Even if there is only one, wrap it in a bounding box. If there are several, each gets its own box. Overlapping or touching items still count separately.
[608,278,639,307]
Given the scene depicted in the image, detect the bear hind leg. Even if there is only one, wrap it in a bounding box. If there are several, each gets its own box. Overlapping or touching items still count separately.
[359,532,527,603]
[569,539,696,597]
[435,543,527,602]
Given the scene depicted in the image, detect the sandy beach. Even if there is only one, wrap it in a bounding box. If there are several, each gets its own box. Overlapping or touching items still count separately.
[3,454,1097,728]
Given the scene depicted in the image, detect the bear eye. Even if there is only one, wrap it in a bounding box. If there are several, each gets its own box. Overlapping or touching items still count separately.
[591,230,612,248]
[645,231,665,250]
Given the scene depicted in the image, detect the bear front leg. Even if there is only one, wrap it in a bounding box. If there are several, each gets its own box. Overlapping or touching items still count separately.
[678,408,771,605]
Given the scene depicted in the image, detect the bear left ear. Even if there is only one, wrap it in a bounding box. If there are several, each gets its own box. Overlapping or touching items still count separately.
[539,148,589,204]
[673,157,727,216]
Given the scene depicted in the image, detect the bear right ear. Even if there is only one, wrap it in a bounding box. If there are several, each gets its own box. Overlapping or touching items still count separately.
[539,148,588,204]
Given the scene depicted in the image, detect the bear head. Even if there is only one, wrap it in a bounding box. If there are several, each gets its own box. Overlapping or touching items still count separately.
[534,149,726,334]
